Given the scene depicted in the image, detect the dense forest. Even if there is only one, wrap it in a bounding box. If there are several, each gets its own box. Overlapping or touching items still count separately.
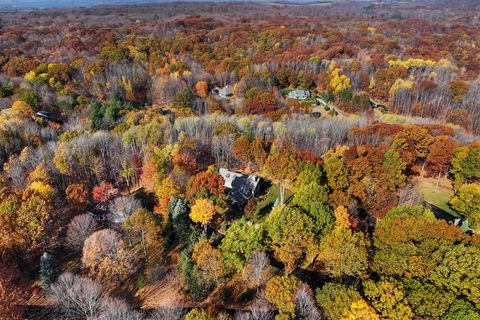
[0,1,479,319]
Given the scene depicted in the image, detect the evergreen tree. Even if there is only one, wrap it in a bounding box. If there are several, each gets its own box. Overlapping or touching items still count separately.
[39,252,59,291]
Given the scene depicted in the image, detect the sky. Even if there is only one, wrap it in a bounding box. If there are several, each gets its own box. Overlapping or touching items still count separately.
[0,0,172,9]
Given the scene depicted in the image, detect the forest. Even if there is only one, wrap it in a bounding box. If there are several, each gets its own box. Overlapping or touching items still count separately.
[0,1,479,319]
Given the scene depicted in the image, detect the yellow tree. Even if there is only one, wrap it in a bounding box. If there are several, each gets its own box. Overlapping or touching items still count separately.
[341,300,380,320]
[190,198,216,229]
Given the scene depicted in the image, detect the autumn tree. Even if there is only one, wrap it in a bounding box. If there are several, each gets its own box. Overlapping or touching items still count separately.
[316,283,362,320]
[425,136,458,177]
[82,229,138,283]
[66,214,98,251]
[316,207,369,277]
[65,183,88,208]
[450,143,480,188]
[192,240,226,288]
[186,168,225,201]
[123,208,164,263]
[189,198,216,228]
[363,278,413,320]
[449,183,480,228]
[92,182,118,203]
[195,81,209,98]
[265,275,299,319]
[265,205,316,274]
[340,300,380,320]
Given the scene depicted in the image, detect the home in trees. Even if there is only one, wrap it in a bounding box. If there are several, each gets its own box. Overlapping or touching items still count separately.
[212,85,233,98]
[219,168,260,205]
[287,89,310,100]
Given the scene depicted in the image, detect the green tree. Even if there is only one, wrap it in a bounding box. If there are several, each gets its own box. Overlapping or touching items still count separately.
[173,89,195,109]
[449,183,480,228]
[429,244,480,307]
[266,205,316,274]
[39,252,59,290]
[316,283,362,320]
[405,280,455,318]
[443,299,480,320]
[219,218,267,272]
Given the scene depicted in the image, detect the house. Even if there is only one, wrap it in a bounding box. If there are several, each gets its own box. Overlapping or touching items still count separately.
[33,111,62,123]
[287,90,310,100]
[219,168,260,205]
[212,85,233,98]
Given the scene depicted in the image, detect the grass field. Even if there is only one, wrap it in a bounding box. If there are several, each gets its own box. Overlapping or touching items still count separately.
[413,176,459,217]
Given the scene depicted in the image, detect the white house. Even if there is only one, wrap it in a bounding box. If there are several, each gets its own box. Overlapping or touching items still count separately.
[287,90,310,100]
[212,85,233,98]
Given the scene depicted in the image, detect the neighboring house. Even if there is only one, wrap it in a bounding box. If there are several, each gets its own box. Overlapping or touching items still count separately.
[33,111,62,123]
[212,85,233,98]
[219,168,260,205]
[287,89,310,100]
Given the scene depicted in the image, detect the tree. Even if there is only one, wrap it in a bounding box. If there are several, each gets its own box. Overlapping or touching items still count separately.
[316,226,369,278]
[316,283,362,320]
[66,214,98,251]
[173,89,195,109]
[169,198,190,244]
[189,198,216,227]
[82,229,138,283]
[340,300,379,320]
[243,250,271,289]
[92,182,118,203]
[450,144,480,187]
[195,81,209,98]
[96,297,144,320]
[186,168,225,201]
[220,218,267,272]
[184,308,215,320]
[109,195,142,223]
[265,275,299,319]
[425,136,458,177]
[372,205,463,278]
[265,205,317,274]
[39,252,59,291]
[405,280,455,318]
[392,125,434,163]
[49,273,104,319]
[443,299,480,320]
[449,183,480,228]
[65,183,88,208]
[295,283,322,320]
[429,244,480,307]
[192,240,226,287]
[123,208,164,263]
[363,278,413,320]
[323,146,349,207]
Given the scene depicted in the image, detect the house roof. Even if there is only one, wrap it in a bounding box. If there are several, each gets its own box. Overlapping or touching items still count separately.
[219,168,260,204]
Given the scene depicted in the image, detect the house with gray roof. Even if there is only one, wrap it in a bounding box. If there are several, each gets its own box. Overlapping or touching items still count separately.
[287,89,310,100]
[219,168,260,205]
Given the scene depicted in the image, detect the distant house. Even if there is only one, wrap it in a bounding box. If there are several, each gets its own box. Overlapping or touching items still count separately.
[219,168,260,205]
[212,85,233,98]
[33,111,62,123]
[287,90,310,100]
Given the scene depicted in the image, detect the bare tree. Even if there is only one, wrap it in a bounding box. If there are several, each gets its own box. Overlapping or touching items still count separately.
[397,184,423,206]
[148,305,186,320]
[295,283,322,320]
[243,250,270,290]
[94,297,144,320]
[234,290,275,320]
[49,273,104,319]
[66,214,98,251]
[109,195,142,223]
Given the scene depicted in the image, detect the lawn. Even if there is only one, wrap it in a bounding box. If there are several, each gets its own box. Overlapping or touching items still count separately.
[413,177,459,217]
[255,184,293,219]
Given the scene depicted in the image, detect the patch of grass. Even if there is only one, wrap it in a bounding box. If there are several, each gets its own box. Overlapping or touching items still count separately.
[254,184,293,220]
[379,112,414,124]
[414,177,459,217]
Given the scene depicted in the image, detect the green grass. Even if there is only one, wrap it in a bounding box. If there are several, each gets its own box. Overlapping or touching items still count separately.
[254,184,293,220]
[415,178,459,217]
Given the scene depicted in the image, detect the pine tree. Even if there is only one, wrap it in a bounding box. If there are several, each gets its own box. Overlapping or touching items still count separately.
[39,252,59,291]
